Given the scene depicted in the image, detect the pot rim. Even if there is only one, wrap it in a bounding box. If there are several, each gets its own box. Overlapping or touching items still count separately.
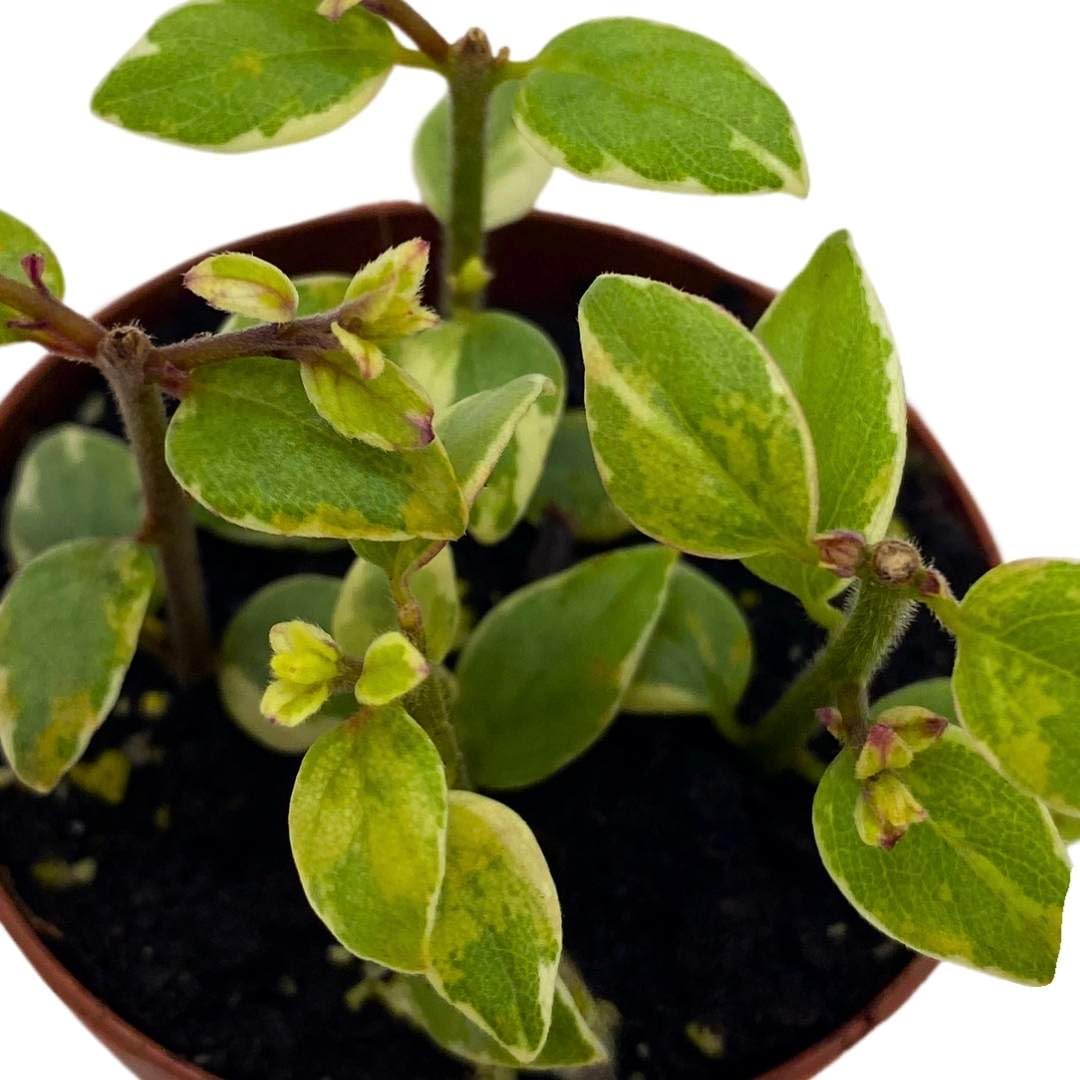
[0,201,999,1080]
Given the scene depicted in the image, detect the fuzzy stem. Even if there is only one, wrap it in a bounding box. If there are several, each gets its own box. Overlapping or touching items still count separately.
[360,0,449,65]
[0,272,104,359]
[99,329,213,683]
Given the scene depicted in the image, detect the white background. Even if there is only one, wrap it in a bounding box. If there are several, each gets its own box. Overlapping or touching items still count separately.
[1,2,1078,1077]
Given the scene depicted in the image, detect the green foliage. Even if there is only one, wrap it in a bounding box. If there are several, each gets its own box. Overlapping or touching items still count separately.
[219,274,350,333]
[950,560,1080,814]
[290,705,448,972]
[0,539,155,793]
[4,425,142,567]
[0,210,64,346]
[516,18,807,196]
[623,563,752,728]
[580,274,816,560]
[165,357,467,541]
[355,631,430,706]
[392,311,566,543]
[872,678,956,721]
[219,574,352,754]
[456,545,677,789]
[340,239,438,342]
[814,727,1069,984]
[744,232,906,609]
[92,0,396,151]
[426,791,561,1062]
[525,409,632,542]
[415,80,554,231]
[381,972,606,1070]
[333,547,459,664]
[184,253,298,323]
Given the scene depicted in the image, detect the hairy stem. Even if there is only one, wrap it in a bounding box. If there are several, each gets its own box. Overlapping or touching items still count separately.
[361,0,449,65]
[99,329,213,683]
[0,272,104,359]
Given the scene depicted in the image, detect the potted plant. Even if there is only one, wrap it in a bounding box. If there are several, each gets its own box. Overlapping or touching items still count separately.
[1,2,1075,1077]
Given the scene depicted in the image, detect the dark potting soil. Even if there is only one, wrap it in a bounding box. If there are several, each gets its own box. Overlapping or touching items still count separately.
[0,298,989,1080]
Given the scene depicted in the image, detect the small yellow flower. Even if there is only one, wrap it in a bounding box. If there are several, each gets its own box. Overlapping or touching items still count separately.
[261,679,332,728]
[261,621,343,727]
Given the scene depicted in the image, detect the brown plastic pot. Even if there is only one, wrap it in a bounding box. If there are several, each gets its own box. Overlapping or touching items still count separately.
[0,202,995,1079]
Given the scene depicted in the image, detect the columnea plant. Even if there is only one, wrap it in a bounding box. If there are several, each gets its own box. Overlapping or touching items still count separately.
[0,0,1076,1072]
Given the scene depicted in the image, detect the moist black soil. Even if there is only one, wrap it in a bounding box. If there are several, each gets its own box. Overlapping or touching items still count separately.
[0,292,989,1079]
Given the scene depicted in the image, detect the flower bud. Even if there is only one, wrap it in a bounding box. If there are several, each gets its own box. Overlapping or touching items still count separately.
[341,239,438,341]
[814,531,866,578]
[877,705,948,753]
[855,723,914,779]
[260,679,331,728]
[870,539,922,587]
[330,322,386,380]
[817,706,844,741]
[855,773,927,850]
[268,620,342,685]
[183,252,299,323]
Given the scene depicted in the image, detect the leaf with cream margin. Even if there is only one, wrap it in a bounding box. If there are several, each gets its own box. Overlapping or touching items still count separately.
[333,546,459,664]
[455,545,677,789]
[92,0,396,152]
[391,311,566,543]
[219,574,354,754]
[0,539,155,793]
[515,18,807,196]
[415,80,554,231]
[0,210,65,346]
[623,563,752,727]
[165,357,466,541]
[580,274,817,561]
[355,632,429,706]
[184,253,298,323]
[427,792,562,1062]
[948,559,1080,814]
[380,971,606,1070]
[290,705,448,973]
[814,727,1069,985]
[745,232,905,610]
[5,425,142,568]
[219,273,350,333]
[525,409,633,542]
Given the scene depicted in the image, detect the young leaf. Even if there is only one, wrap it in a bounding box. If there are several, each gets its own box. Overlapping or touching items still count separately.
[5,425,142,567]
[580,275,817,560]
[745,232,905,607]
[219,574,353,754]
[392,311,566,544]
[184,253,298,323]
[355,632,430,706]
[427,792,562,1062]
[333,547,459,664]
[0,539,155,793]
[341,239,437,341]
[0,210,65,346]
[414,80,554,231]
[381,973,606,1070]
[300,352,435,451]
[950,560,1080,814]
[525,409,633,542]
[290,705,448,973]
[872,678,956,722]
[92,0,396,152]
[814,727,1069,985]
[515,18,807,196]
[623,563,752,723]
[436,375,556,507]
[455,545,677,789]
[219,273,350,333]
[165,357,467,541]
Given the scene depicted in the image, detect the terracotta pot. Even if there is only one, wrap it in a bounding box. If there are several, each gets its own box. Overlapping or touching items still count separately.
[0,202,996,1079]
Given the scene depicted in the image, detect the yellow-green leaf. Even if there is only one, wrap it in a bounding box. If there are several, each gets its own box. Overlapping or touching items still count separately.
[0,539,155,793]
[427,791,562,1062]
[290,705,448,972]
[184,252,298,323]
[814,727,1069,985]
[0,210,64,346]
[218,273,350,333]
[355,632,429,706]
[580,274,817,560]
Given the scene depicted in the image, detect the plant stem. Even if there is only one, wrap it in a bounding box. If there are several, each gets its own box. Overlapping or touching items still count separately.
[98,329,213,683]
[361,0,449,65]
[0,272,104,359]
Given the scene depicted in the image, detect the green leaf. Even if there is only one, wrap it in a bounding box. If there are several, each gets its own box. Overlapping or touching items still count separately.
[4,425,142,568]
[516,18,807,196]
[392,311,566,544]
[290,705,448,973]
[427,791,561,1062]
[436,375,556,507]
[1054,812,1080,845]
[415,80,554,231]
[355,632,430,706]
[814,727,1069,985]
[745,232,905,607]
[192,503,343,552]
[219,273,350,333]
[165,357,467,541]
[300,352,435,452]
[184,252,298,323]
[219,574,353,754]
[872,678,956,722]
[950,560,1080,814]
[381,973,606,1070]
[580,274,817,560]
[0,539,155,793]
[333,546,459,664]
[92,0,396,152]
[0,210,64,346]
[525,408,633,542]
[622,563,752,723]
[456,545,677,789]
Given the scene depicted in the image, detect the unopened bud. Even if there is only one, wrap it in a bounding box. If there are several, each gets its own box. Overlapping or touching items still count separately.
[878,705,948,753]
[814,531,866,578]
[341,239,438,341]
[330,322,386,379]
[184,252,299,323]
[855,773,926,850]
[451,255,494,299]
[855,724,914,779]
[817,706,844,741]
[20,252,48,293]
[870,539,922,587]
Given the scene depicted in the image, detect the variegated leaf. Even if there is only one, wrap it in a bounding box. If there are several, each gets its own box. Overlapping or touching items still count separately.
[0,210,65,346]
